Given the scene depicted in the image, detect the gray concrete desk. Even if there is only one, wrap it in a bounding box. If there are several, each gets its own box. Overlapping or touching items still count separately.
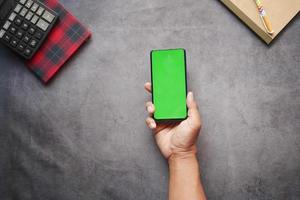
[0,0,299,199]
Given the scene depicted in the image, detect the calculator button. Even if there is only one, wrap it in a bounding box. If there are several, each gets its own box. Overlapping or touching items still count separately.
[0,29,5,38]
[34,31,43,39]
[36,18,49,31]
[23,35,30,43]
[3,21,11,30]
[28,27,35,35]
[14,17,22,26]
[21,22,29,30]
[29,38,37,48]
[25,11,34,20]
[10,38,18,47]
[14,4,23,13]
[17,43,25,52]
[31,15,39,24]
[24,48,32,56]
[9,26,17,34]
[36,7,45,16]
[42,10,55,23]
[20,8,28,17]
[9,12,17,21]
[16,30,24,39]
[31,3,39,12]
[3,34,11,42]
[25,0,33,8]
[19,0,26,5]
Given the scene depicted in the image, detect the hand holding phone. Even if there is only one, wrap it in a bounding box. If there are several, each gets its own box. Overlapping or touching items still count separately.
[144,82,201,159]
[147,48,202,159]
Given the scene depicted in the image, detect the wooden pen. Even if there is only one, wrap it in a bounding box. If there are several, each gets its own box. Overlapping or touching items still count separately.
[254,0,274,34]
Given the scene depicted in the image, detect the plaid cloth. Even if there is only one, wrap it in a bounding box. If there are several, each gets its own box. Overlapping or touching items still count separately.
[27,0,91,83]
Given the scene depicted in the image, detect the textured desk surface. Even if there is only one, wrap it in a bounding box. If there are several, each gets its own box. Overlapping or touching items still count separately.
[0,0,299,199]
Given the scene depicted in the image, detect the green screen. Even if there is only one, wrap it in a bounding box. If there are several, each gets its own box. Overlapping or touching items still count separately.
[151,49,187,120]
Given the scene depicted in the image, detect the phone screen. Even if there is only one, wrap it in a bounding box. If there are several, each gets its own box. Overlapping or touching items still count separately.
[151,49,187,120]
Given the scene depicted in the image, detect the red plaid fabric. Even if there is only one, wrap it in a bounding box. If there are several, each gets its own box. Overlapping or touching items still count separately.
[27,0,91,83]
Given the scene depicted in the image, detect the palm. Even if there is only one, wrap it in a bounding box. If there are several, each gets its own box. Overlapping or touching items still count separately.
[154,119,199,159]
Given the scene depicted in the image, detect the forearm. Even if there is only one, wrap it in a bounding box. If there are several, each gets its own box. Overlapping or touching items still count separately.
[168,153,206,200]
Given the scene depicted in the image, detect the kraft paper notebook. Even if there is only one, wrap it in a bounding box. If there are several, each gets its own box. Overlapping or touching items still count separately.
[221,0,300,44]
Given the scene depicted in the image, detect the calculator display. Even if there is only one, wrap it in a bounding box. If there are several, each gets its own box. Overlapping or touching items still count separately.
[0,0,58,59]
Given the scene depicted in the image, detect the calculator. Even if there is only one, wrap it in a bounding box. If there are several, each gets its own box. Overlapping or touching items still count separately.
[0,0,58,59]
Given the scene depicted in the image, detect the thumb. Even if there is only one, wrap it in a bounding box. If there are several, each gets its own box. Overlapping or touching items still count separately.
[186,92,201,130]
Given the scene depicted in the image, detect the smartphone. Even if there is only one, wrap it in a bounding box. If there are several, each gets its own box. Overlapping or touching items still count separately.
[150,48,187,121]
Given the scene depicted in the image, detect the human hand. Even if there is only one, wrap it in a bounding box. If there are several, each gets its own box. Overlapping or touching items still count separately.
[144,82,202,160]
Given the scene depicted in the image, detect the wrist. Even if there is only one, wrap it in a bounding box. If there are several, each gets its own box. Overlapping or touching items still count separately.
[168,152,199,172]
[168,145,198,166]
[169,145,197,160]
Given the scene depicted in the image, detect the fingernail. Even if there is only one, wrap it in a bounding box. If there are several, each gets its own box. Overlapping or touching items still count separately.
[147,106,153,112]
[150,122,156,129]
[188,92,194,99]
